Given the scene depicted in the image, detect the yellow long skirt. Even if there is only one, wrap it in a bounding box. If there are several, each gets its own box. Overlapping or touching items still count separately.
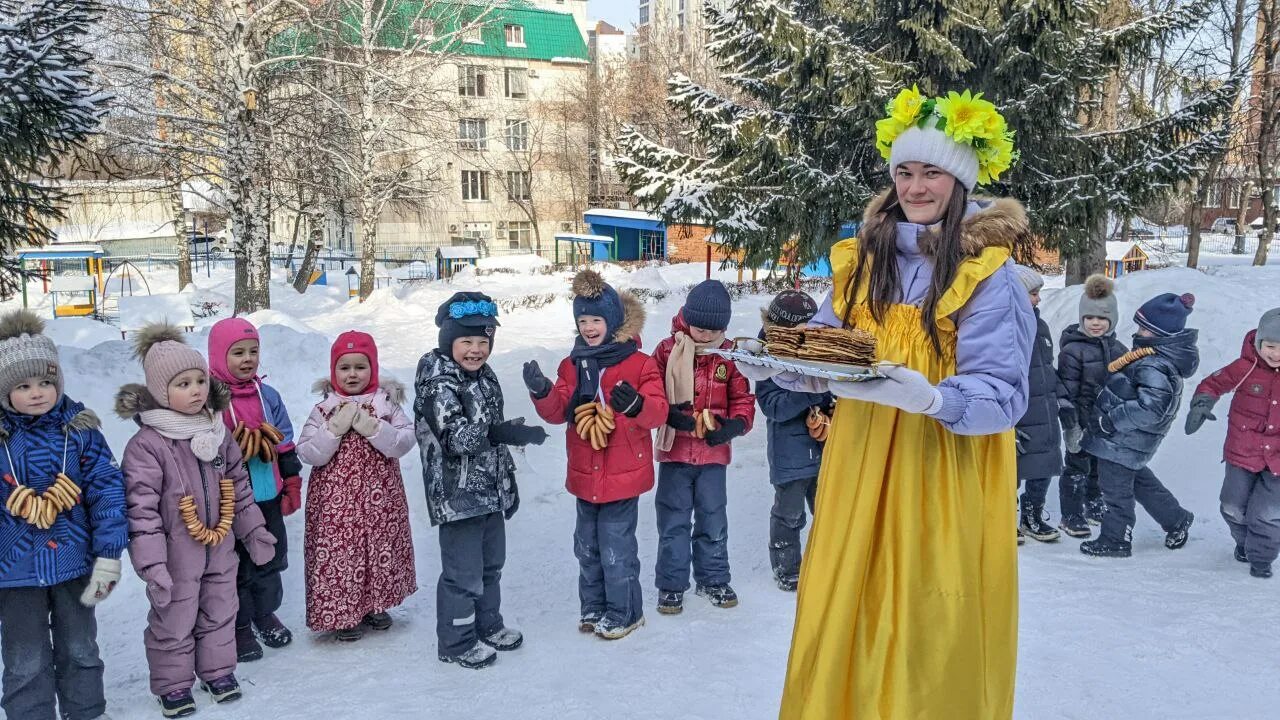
[779,245,1018,719]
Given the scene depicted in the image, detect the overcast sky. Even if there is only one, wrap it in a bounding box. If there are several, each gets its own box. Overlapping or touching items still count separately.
[590,0,638,29]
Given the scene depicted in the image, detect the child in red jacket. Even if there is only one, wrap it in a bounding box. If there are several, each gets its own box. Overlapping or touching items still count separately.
[1186,307,1280,578]
[525,270,667,640]
[652,280,755,614]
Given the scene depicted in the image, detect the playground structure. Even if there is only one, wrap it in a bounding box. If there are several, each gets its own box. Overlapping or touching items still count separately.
[15,244,106,317]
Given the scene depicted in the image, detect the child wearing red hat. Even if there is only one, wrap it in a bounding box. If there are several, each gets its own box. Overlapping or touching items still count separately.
[296,331,418,641]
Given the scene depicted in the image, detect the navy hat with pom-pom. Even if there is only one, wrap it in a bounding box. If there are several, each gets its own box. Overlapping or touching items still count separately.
[1135,292,1195,337]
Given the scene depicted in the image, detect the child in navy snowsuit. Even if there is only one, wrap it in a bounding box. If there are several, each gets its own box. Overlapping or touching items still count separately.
[0,310,128,720]
[1186,307,1280,578]
[755,290,831,590]
[652,280,755,613]
[1057,274,1128,538]
[1010,266,1065,543]
[1081,292,1198,558]
[416,292,546,669]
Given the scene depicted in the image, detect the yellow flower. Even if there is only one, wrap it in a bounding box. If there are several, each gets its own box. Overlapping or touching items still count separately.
[935,90,1000,145]
[886,85,926,127]
[976,133,1015,184]
[875,116,907,160]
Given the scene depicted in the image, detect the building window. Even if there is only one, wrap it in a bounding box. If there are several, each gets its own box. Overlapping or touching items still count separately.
[1228,184,1242,209]
[458,65,486,97]
[504,24,525,47]
[505,119,529,151]
[639,4,649,24]
[458,118,487,150]
[507,171,532,201]
[414,19,435,40]
[506,221,532,249]
[462,24,482,44]
[504,68,528,99]
[1205,183,1222,208]
[462,170,489,201]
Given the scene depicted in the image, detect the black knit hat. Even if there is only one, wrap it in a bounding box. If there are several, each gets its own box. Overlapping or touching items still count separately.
[683,280,732,332]
[436,292,499,354]
[767,290,818,327]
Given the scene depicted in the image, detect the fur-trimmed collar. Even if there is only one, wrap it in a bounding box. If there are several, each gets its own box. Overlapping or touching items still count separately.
[310,376,406,405]
[614,291,645,344]
[114,380,231,420]
[862,190,1029,258]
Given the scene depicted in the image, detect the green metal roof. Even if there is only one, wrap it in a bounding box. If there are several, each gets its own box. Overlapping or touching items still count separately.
[359,1,588,62]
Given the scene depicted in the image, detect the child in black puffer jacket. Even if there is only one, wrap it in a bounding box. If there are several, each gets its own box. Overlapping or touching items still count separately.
[1056,274,1127,537]
[1080,292,1198,558]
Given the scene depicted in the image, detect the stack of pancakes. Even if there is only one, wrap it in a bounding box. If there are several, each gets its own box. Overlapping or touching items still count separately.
[766,326,877,366]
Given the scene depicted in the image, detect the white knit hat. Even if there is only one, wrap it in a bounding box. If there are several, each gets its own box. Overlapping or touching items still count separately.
[1012,265,1044,294]
[888,126,979,192]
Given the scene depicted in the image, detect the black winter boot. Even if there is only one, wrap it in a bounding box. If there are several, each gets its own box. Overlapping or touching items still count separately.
[1019,496,1061,542]
[695,584,739,608]
[1084,497,1107,525]
[1165,511,1194,550]
[1251,562,1273,579]
[1234,544,1249,563]
[254,613,293,649]
[363,611,393,630]
[157,689,196,718]
[1058,514,1091,539]
[656,590,684,615]
[235,623,262,662]
[1080,537,1132,558]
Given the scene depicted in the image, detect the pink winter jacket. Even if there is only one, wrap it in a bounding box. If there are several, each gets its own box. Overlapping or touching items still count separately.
[116,382,272,585]
[295,377,416,467]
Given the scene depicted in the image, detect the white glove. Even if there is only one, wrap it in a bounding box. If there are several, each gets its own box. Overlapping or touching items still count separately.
[1064,424,1084,454]
[328,402,359,436]
[828,365,944,415]
[351,408,380,437]
[79,557,122,607]
[737,362,783,382]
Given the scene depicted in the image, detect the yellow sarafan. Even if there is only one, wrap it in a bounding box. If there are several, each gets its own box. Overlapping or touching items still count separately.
[780,238,1018,720]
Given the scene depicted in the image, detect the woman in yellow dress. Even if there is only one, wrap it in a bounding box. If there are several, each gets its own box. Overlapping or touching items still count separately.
[741,89,1036,719]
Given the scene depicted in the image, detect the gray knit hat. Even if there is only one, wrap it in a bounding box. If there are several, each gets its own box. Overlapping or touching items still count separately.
[1012,265,1044,294]
[0,310,62,412]
[1079,274,1118,330]
[134,322,207,409]
[1257,308,1280,350]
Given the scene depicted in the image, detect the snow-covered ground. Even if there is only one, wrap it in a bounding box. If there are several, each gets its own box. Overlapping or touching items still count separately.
[7,257,1280,719]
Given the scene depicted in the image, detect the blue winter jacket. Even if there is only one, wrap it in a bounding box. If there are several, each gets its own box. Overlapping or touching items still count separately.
[0,396,128,589]
[756,375,832,486]
[1083,330,1200,470]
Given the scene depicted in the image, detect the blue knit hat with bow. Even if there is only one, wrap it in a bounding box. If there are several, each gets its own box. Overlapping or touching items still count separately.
[436,292,499,354]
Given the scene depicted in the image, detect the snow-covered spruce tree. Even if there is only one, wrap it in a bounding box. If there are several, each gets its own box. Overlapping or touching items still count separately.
[617,0,905,274]
[620,0,1234,282]
[0,0,107,295]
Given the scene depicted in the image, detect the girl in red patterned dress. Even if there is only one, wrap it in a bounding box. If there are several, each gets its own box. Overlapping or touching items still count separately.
[296,331,417,641]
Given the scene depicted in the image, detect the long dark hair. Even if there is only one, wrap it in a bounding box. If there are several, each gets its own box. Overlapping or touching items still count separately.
[842,183,970,354]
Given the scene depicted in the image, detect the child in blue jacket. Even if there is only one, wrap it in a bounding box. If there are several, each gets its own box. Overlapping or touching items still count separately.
[0,310,128,720]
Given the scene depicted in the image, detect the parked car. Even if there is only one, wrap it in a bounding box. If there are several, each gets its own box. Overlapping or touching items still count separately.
[189,233,225,257]
[1209,217,1238,233]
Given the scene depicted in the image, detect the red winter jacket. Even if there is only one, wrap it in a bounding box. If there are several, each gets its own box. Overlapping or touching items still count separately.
[534,351,668,504]
[653,311,756,466]
[1195,330,1280,474]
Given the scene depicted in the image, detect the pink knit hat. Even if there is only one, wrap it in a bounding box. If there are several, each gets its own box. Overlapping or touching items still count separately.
[134,322,208,408]
[208,317,259,385]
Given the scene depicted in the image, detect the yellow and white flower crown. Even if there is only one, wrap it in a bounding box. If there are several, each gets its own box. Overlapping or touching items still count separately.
[875,86,1018,185]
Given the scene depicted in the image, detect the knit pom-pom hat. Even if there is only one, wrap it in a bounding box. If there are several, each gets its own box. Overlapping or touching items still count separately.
[572,269,624,337]
[0,309,62,412]
[1135,293,1195,337]
[1078,274,1118,329]
[134,322,207,409]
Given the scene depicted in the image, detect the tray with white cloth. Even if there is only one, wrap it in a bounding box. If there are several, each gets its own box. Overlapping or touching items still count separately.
[698,338,895,383]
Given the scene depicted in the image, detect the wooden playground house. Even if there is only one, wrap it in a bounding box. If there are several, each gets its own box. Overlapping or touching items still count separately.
[553,233,615,268]
[1104,242,1149,278]
[15,244,106,317]
[436,246,480,280]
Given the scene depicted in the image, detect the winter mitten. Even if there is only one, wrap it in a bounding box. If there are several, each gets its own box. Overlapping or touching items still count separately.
[79,557,122,607]
[245,526,278,566]
[351,408,380,437]
[609,381,643,418]
[1184,393,1218,435]
[704,416,747,447]
[279,476,303,516]
[328,402,359,436]
[143,565,173,610]
[828,365,943,415]
[504,491,520,520]
[737,362,783,382]
[488,418,548,447]
[1063,424,1084,454]
[523,360,552,399]
[1013,427,1034,450]
[1057,399,1078,430]
[666,402,696,432]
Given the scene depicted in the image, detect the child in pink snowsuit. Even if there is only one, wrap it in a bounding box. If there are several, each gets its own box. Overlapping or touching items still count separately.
[296,331,417,641]
[116,323,276,717]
